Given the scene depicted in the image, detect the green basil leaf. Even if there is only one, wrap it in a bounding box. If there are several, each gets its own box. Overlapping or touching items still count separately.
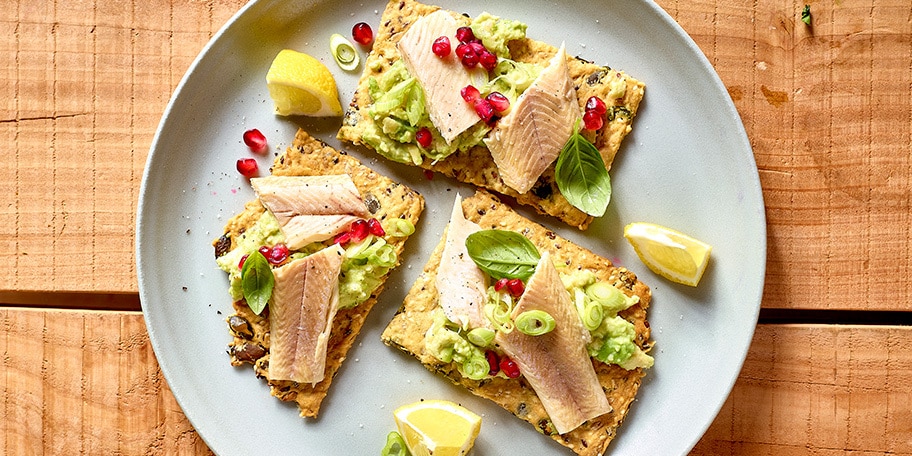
[241,251,274,315]
[555,127,612,216]
[465,230,541,280]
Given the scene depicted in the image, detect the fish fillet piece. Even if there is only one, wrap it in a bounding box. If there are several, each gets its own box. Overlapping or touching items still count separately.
[484,44,579,194]
[267,244,346,385]
[398,10,485,143]
[250,175,370,250]
[494,251,610,434]
[436,194,488,330]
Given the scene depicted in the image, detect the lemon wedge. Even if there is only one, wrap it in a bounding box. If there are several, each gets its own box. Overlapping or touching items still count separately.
[624,222,712,287]
[393,400,481,456]
[265,49,343,117]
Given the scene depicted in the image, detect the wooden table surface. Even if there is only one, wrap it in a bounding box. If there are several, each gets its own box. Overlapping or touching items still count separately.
[2,0,910,454]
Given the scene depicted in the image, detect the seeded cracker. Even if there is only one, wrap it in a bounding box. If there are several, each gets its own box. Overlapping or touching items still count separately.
[381,190,652,456]
[337,0,645,230]
[213,129,424,418]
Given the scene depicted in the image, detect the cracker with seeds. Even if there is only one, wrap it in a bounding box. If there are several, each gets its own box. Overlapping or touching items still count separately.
[338,0,644,230]
[213,129,424,417]
[381,190,652,455]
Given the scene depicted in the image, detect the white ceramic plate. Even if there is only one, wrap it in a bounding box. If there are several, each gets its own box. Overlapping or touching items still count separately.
[137,0,766,454]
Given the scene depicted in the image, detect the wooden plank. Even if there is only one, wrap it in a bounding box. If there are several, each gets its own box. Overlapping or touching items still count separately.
[655,0,912,310]
[0,3,910,304]
[0,308,211,455]
[2,308,910,454]
[0,0,246,294]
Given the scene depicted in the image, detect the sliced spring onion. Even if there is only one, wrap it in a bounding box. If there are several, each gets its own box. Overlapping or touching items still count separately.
[461,355,491,380]
[381,431,408,456]
[586,281,639,314]
[386,218,416,237]
[575,289,604,331]
[514,310,556,336]
[329,33,359,71]
[484,299,514,333]
[368,243,397,268]
[466,327,496,347]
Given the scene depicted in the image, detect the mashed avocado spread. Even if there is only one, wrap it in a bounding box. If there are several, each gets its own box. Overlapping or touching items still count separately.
[216,211,396,309]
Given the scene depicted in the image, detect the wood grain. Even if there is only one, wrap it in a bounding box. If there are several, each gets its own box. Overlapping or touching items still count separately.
[1,0,246,295]
[2,308,909,455]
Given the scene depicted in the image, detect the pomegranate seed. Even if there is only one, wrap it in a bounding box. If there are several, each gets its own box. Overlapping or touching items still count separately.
[242,129,268,154]
[499,356,521,378]
[367,218,386,237]
[236,158,258,178]
[258,245,271,257]
[267,243,289,264]
[349,219,370,243]
[460,49,479,68]
[494,278,509,292]
[583,109,604,131]
[351,22,373,46]
[455,26,475,43]
[473,99,495,123]
[415,127,432,148]
[485,92,510,113]
[485,350,500,376]
[479,49,498,71]
[423,169,434,180]
[585,96,608,115]
[460,85,481,103]
[334,231,353,245]
[431,36,451,57]
[238,254,249,269]
[506,278,525,297]
[455,42,470,59]
[467,41,486,55]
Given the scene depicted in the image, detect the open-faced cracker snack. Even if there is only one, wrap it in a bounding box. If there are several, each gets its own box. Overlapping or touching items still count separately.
[213,129,424,418]
[381,190,652,455]
[338,0,645,230]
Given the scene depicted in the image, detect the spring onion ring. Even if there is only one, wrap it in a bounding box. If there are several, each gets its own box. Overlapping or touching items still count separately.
[381,431,408,456]
[461,355,491,380]
[329,33,359,71]
[467,327,496,347]
[514,310,556,336]
[386,218,415,237]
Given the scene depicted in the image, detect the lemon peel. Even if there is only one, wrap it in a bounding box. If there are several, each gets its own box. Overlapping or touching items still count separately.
[265,49,343,117]
[624,222,712,287]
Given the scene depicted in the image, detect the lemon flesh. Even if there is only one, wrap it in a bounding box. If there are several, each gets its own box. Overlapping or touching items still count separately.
[624,222,712,287]
[393,400,481,456]
[266,49,343,117]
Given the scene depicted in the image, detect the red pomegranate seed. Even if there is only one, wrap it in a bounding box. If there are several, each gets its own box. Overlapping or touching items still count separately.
[458,45,479,68]
[238,254,249,269]
[367,218,386,237]
[473,98,495,122]
[460,85,481,103]
[479,49,498,71]
[423,169,434,180]
[351,22,373,45]
[467,41,486,55]
[486,92,510,113]
[485,350,500,376]
[585,96,608,115]
[267,243,289,264]
[455,42,470,59]
[455,26,475,43]
[583,109,604,131]
[349,219,370,243]
[334,231,353,245]
[258,245,271,257]
[415,127,432,148]
[506,278,524,297]
[494,278,509,292]
[236,158,258,178]
[431,36,451,57]
[499,356,521,378]
[242,129,268,154]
